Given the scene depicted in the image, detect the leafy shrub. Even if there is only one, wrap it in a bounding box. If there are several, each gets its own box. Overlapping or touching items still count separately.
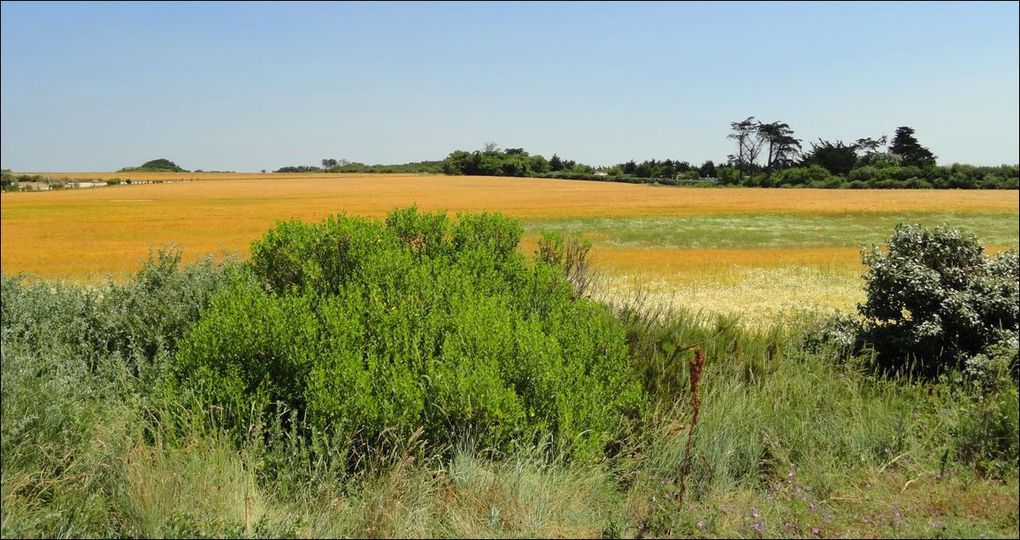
[772,165,832,187]
[248,215,389,295]
[902,177,933,189]
[889,165,923,182]
[2,249,233,382]
[953,341,1019,477]
[857,223,1019,378]
[801,312,862,360]
[953,385,1019,478]
[847,165,884,184]
[175,208,646,464]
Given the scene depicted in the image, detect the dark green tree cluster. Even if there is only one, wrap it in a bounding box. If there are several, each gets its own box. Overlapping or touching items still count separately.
[119,158,187,173]
[719,119,1016,189]
[547,153,594,175]
[607,159,696,180]
[442,144,554,177]
[274,165,323,173]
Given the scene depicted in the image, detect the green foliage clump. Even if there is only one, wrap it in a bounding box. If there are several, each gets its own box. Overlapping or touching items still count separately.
[1,169,14,191]
[175,207,646,463]
[442,146,552,177]
[947,338,1020,478]
[2,249,234,379]
[771,164,834,187]
[857,223,1019,378]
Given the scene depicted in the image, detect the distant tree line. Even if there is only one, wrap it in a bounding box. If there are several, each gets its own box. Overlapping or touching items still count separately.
[435,123,1017,189]
[274,165,324,173]
[715,120,1015,189]
[272,157,442,174]
[441,143,717,185]
[274,158,444,174]
[85,126,1017,190]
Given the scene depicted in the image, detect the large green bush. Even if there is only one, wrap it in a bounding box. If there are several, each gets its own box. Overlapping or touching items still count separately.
[858,223,1019,378]
[175,207,646,462]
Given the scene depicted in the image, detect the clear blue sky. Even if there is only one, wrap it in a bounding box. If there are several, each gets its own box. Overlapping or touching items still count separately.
[2,1,1018,171]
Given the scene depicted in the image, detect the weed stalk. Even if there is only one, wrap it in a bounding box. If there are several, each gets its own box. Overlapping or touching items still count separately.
[677,346,705,507]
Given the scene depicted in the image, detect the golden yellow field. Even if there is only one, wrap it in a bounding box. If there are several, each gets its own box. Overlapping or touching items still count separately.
[3,173,1017,324]
[15,172,1017,216]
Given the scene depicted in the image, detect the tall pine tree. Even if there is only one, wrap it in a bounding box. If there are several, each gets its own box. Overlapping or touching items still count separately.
[889,126,936,167]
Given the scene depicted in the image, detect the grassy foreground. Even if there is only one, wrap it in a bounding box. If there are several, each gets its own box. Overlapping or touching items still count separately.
[2,214,1017,538]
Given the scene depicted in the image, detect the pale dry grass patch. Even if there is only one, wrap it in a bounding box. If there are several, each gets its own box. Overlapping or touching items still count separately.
[593,265,864,329]
[592,246,865,272]
[289,450,615,539]
[438,452,614,538]
[116,437,265,538]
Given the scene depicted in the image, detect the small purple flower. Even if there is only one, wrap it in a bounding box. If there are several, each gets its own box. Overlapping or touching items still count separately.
[696,520,707,530]
[753,521,766,534]
[809,502,818,513]
[811,527,821,536]
[751,508,762,518]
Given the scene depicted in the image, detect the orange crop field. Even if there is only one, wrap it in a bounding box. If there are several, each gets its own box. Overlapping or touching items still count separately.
[2,173,1017,323]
